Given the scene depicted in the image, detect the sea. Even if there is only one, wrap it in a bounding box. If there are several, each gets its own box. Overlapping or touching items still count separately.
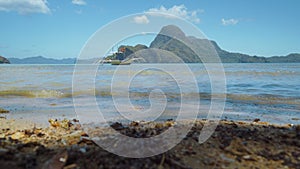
[0,63,299,126]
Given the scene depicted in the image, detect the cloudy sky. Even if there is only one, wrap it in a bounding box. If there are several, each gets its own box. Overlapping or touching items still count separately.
[0,0,299,58]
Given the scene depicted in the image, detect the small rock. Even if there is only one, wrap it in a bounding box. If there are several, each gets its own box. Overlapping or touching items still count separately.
[257,121,269,125]
[0,133,5,139]
[253,118,260,122]
[155,123,164,128]
[42,151,68,169]
[59,157,67,163]
[48,118,71,129]
[165,121,175,127]
[11,132,25,140]
[0,108,9,114]
[63,164,78,169]
[79,147,86,153]
[60,119,71,129]
[110,122,124,130]
[243,155,251,159]
[219,154,235,163]
[242,155,256,161]
[48,119,60,128]
[130,121,139,126]
[79,136,95,145]
[72,119,79,122]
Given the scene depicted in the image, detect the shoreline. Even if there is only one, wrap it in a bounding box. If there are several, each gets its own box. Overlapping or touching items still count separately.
[0,118,299,168]
[2,105,299,129]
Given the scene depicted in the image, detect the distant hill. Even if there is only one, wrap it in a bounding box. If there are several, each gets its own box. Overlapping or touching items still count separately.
[266,53,300,63]
[8,56,76,64]
[0,56,10,64]
[6,25,300,64]
[107,25,300,63]
[150,25,300,63]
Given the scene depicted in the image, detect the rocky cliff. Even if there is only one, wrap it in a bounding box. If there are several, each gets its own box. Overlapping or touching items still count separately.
[0,56,10,64]
[141,25,300,63]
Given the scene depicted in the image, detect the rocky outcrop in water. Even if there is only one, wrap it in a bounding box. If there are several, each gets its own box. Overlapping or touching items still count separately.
[0,56,10,64]
[106,44,148,60]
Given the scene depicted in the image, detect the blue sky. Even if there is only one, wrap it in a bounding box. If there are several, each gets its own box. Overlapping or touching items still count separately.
[0,0,299,59]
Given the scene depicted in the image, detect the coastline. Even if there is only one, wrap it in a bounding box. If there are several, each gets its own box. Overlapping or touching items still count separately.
[0,118,299,168]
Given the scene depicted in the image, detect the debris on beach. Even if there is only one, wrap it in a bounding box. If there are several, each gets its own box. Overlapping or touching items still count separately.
[48,119,72,129]
[0,119,299,169]
[0,108,9,114]
[42,151,68,169]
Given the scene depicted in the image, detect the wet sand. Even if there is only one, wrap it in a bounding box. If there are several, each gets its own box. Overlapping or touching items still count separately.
[0,118,300,169]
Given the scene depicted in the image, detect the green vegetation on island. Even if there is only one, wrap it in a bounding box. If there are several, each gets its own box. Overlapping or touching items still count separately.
[106,44,148,60]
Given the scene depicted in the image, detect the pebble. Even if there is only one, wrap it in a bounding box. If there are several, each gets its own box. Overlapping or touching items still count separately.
[0,133,5,138]
[242,155,251,160]
[0,108,9,114]
[79,147,86,153]
[11,132,25,140]
[253,118,260,122]
[219,154,235,163]
[59,157,67,163]
[63,164,78,169]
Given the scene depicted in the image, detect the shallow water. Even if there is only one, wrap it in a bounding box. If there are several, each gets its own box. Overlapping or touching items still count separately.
[0,63,299,125]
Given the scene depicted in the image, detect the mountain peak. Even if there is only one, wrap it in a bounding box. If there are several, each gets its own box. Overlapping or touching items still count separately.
[159,25,186,39]
[150,25,188,49]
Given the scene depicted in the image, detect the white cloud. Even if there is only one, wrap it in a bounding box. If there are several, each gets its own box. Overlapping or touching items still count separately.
[221,18,239,26]
[0,0,50,14]
[72,0,86,6]
[146,5,202,23]
[133,15,150,24]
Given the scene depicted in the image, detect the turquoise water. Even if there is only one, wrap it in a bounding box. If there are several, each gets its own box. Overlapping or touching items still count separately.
[0,63,299,125]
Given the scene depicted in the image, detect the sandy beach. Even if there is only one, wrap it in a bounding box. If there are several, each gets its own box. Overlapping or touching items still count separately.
[0,118,299,169]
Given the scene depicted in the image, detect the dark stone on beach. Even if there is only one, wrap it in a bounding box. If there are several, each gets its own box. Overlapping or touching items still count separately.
[110,122,125,130]
[0,108,9,114]
[253,118,260,122]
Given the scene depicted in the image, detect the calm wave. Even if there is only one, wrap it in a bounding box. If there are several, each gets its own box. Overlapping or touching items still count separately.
[0,63,299,125]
